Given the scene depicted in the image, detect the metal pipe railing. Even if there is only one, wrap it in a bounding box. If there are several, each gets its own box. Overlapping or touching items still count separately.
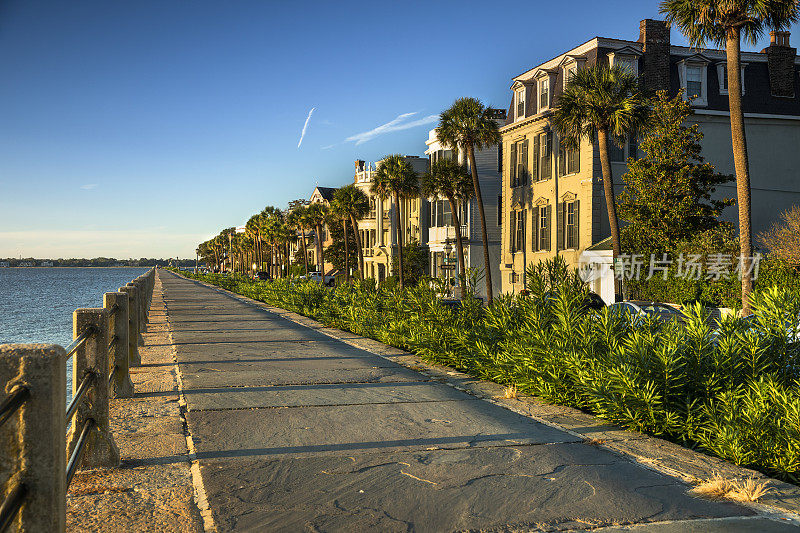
[0,267,157,533]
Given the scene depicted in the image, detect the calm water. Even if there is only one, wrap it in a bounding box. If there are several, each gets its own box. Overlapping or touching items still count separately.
[0,267,149,400]
[0,267,149,345]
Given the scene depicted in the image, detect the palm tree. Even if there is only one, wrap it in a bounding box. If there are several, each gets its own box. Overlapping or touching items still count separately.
[372,155,420,289]
[333,185,370,279]
[328,202,352,283]
[287,206,310,276]
[660,1,799,313]
[552,64,650,301]
[245,215,261,271]
[306,202,329,274]
[421,159,473,287]
[436,98,501,302]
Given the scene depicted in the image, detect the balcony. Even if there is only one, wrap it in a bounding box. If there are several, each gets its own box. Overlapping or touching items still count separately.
[428,225,468,243]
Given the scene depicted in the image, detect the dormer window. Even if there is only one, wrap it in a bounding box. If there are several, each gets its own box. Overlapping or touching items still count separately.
[515,88,525,121]
[539,78,550,112]
[678,56,710,107]
[565,64,578,83]
[607,49,641,78]
[717,62,746,95]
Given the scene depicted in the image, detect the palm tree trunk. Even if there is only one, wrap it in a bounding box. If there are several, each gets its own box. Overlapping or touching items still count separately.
[342,219,350,283]
[394,192,405,289]
[467,146,493,302]
[726,29,754,315]
[300,226,309,275]
[448,196,467,291]
[350,214,364,280]
[316,223,325,275]
[597,128,622,301]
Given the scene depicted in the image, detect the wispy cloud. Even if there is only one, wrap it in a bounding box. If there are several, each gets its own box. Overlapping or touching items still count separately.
[321,143,337,150]
[80,184,98,190]
[345,112,438,146]
[297,107,316,148]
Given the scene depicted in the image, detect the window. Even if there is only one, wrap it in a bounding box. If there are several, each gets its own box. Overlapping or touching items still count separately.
[431,199,452,227]
[516,88,525,120]
[538,132,552,180]
[511,210,526,253]
[509,139,529,187]
[558,141,580,176]
[497,195,502,226]
[616,57,637,76]
[717,63,746,96]
[539,78,549,111]
[565,64,578,83]
[533,204,550,251]
[686,65,703,99]
[561,201,579,249]
[609,139,625,162]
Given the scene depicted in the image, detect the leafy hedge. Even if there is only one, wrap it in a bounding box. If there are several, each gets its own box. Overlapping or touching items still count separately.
[174,261,800,483]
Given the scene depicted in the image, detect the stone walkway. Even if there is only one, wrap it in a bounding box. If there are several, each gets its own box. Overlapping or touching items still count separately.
[153,270,799,532]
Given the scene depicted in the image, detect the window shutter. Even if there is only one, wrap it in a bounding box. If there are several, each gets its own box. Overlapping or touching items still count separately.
[522,139,529,184]
[573,200,580,249]
[509,142,517,187]
[545,204,552,251]
[522,210,527,253]
[558,143,566,177]
[497,143,502,174]
[532,207,539,252]
[556,202,564,251]
[510,211,515,251]
[532,136,540,181]
[497,194,502,227]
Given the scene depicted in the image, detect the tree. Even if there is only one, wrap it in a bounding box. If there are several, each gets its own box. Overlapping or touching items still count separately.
[759,205,800,266]
[436,98,501,302]
[287,205,310,275]
[420,159,473,286]
[371,155,420,289]
[332,185,370,279]
[618,91,734,256]
[661,0,800,313]
[327,201,352,282]
[391,239,429,286]
[325,219,358,273]
[552,64,650,301]
[305,202,329,273]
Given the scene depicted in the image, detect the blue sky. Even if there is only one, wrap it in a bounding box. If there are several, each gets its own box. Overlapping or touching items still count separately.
[1,0,796,258]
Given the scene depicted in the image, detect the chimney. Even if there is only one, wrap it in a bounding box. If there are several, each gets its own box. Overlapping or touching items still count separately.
[638,19,670,93]
[766,30,796,98]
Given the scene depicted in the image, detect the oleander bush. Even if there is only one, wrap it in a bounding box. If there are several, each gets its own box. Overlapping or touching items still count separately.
[177,260,800,483]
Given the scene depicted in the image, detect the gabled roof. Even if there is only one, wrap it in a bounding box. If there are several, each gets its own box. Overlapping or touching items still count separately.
[314,186,337,201]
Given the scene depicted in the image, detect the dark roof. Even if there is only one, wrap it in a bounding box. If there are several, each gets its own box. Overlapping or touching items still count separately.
[315,187,337,201]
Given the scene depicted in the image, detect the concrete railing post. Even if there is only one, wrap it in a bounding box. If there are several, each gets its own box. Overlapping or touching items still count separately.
[103,292,133,398]
[0,344,66,533]
[128,281,145,345]
[118,285,141,366]
[66,309,119,470]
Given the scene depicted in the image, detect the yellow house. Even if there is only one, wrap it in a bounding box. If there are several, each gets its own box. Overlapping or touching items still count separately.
[353,156,429,282]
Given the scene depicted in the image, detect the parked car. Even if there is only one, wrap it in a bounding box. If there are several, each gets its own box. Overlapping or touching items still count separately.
[609,301,682,325]
[305,271,335,286]
[255,271,270,281]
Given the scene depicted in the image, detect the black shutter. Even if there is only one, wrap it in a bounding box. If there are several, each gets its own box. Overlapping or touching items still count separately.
[571,144,580,173]
[522,139,529,184]
[509,142,517,187]
[497,143,502,174]
[510,211,515,252]
[522,210,527,253]
[557,202,564,251]
[558,142,566,177]
[532,136,540,181]
[628,133,638,161]
[497,194,502,226]
[532,206,539,252]
[545,204,552,251]
[573,200,580,249]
